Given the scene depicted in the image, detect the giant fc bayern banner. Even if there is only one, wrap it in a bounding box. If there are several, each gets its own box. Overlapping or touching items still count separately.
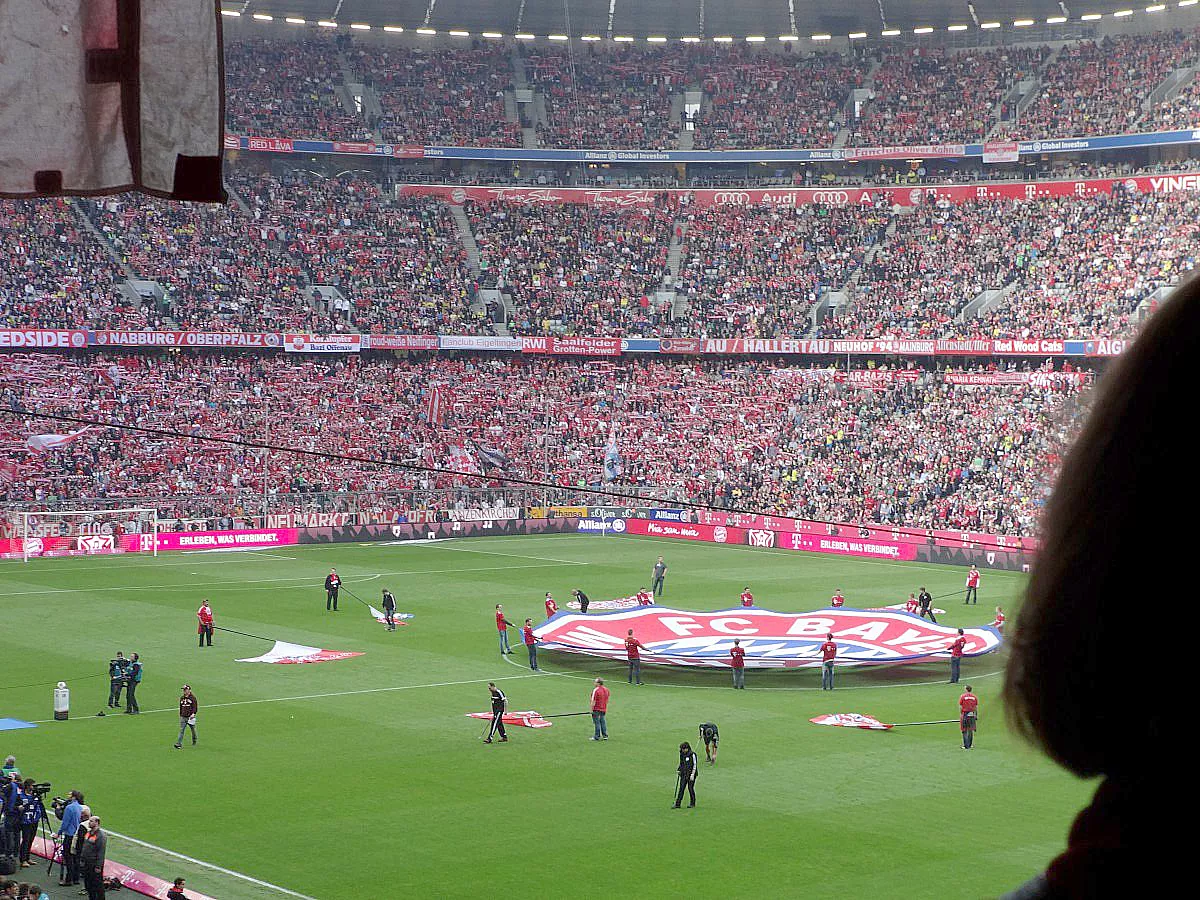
[532,607,1002,669]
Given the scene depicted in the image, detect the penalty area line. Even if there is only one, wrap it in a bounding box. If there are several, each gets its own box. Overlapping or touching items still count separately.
[104,828,318,900]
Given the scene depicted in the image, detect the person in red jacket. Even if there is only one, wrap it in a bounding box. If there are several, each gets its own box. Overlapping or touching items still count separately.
[196,600,213,648]
[949,628,967,683]
[544,592,558,618]
[495,604,514,656]
[830,589,845,608]
[589,678,609,741]
[959,685,979,749]
[522,618,539,671]
[820,633,838,690]
[729,638,746,689]
[740,587,754,607]
[965,565,980,605]
[625,629,648,685]
[993,606,1006,630]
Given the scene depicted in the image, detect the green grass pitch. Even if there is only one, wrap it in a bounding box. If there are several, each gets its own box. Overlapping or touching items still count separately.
[1,534,1093,899]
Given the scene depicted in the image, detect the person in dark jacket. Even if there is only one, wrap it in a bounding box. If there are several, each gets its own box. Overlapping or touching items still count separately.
[125,653,142,713]
[673,742,698,809]
[572,589,590,613]
[324,569,341,611]
[78,816,106,900]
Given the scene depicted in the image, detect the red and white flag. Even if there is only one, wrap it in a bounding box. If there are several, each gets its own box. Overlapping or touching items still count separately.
[809,713,893,730]
[0,459,18,484]
[25,429,90,453]
[466,710,552,729]
[426,387,445,425]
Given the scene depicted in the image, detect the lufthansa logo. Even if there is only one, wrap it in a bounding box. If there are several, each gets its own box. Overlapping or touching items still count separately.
[811,191,848,205]
[713,192,751,204]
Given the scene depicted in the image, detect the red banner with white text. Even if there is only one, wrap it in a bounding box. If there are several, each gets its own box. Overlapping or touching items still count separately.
[397,173,1200,209]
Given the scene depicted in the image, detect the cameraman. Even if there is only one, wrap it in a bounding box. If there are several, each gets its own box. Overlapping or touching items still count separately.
[106,652,129,710]
[56,791,83,887]
[19,780,43,867]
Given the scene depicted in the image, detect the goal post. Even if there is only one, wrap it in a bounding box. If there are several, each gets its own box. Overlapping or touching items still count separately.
[16,507,159,562]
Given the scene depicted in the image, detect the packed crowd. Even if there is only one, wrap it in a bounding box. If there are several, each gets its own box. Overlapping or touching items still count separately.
[816,186,1199,339]
[1145,70,1200,131]
[0,354,1083,535]
[691,51,865,149]
[674,202,889,337]
[999,31,1200,140]
[466,199,676,335]
[218,29,1200,149]
[848,46,1049,147]
[77,171,478,335]
[0,199,132,330]
[818,198,1033,338]
[525,48,683,149]
[353,44,521,147]
[224,38,372,141]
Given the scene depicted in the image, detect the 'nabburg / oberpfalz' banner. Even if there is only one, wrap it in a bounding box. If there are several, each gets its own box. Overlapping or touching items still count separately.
[532,607,1002,668]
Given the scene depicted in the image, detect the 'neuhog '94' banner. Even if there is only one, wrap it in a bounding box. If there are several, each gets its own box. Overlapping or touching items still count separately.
[532,607,1002,668]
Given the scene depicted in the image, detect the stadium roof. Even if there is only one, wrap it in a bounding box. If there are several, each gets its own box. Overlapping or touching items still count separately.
[229,2,1197,41]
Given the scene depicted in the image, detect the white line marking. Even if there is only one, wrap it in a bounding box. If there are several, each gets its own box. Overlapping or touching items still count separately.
[104,828,319,900]
[432,544,591,565]
[104,830,319,900]
[6,564,565,596]
[27,672,546,725]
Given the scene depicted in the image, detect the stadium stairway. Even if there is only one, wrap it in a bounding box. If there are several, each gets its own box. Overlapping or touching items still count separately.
[449,204,483,278]
[71,201,136,280]
[1142,64,1197,120]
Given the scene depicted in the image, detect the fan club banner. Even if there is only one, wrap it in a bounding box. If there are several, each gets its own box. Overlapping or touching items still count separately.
[532,607,1002,668]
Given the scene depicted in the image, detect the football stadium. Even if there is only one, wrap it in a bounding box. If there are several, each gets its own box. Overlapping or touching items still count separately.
[0,1,1180,897]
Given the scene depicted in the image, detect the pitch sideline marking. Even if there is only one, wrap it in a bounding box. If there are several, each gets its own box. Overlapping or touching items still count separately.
[28,672,546,726]
[499,649,1003,692]
[431,544,592,566]
[103,828,318,900]
[6,564,566,597]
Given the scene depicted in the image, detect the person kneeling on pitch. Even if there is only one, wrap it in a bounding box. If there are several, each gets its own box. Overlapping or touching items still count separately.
[674,742,698,808]
[699,723,719,765]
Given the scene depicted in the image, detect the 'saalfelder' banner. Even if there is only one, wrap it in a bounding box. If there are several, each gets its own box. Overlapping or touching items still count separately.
[532,607,1002,668]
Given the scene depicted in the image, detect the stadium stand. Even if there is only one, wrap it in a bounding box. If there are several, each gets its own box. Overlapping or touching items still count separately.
[525,47,683,150]
[0,354,1080,536]
[847,46,1049,146]
[691,50,866,149]
[467,199,676,334]
[224,38,373,142]
[353,44,521,147]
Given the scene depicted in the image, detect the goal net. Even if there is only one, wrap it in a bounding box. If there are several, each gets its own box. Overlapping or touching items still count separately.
[3,508,159,561]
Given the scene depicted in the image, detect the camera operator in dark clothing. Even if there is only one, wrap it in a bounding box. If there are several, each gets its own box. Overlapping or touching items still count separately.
[673,742,698,809]
[107,652,129,709]
[18,780,44,867]
[78,816,107,900]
